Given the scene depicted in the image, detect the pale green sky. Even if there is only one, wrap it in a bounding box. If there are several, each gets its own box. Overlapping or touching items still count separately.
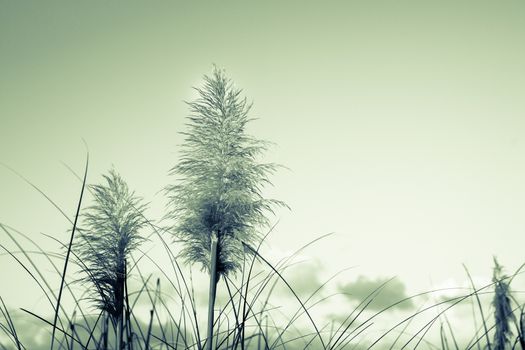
[1,0,525,320]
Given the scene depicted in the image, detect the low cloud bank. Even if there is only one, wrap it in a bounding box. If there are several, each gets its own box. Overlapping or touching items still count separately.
[338,275,415,312]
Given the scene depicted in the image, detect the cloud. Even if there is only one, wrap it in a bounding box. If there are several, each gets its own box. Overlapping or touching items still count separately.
[0,311,53,350]
[338,275,415,312]
[273,260,324,298]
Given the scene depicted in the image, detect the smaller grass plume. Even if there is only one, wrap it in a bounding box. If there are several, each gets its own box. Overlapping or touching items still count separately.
[491,257,515,350]
[77,168,148,324]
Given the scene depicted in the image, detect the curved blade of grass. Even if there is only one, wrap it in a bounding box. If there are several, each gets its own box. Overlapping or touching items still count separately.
[329,277,395,350]
[0,163,73,225]
[274,267,354,347]
[387,302,427,350]
[238,222,281,349]
[242,242,326,349]
[365,285,491,349]
[239,232,333,349]
[0,297,22,350]
[50,150,88,350]
[0,224,86,337]
[397,283,509,350]
[0,243,56,312]
[20,308,84,348]
[463,264,492,350]
[407,316,439,349]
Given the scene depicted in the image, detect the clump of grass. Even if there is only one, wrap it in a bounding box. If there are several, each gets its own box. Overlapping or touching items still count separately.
[77,168,148,349]
[6,69,525,350]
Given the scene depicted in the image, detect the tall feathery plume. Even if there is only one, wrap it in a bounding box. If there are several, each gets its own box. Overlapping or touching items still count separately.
[166,67,285,350]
